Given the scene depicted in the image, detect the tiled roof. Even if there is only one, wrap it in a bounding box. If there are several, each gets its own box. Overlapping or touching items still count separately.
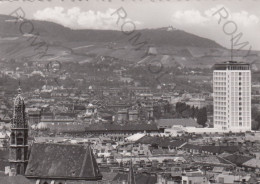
[183,144,240,154]
[25,143,102,180]
[202,146,240,154]
[242,158,260,168]
[223,154,253,167]
[156,118,199,127]
[193,156,222,164]
[136,136,186,148]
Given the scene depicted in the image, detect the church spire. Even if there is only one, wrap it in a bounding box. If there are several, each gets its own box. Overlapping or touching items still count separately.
[9,86,29,176]
[12,84,26,128]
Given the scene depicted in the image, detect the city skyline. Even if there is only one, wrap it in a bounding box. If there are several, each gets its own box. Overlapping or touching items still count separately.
[0,1,260,183]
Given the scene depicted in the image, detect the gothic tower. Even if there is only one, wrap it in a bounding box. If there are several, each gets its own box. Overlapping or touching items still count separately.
[9,87,28,176]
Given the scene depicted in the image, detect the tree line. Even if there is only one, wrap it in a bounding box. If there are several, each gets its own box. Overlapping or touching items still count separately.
[153,101,208,127]
[175,102,208,127]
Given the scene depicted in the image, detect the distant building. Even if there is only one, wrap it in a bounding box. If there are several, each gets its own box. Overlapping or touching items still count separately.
[182,169,209,184]
[27,109,41,126]
[84,123,159,141]
[213,61,251,131]
[128,109,138,121]
[117,109,128,122]
[84,103,97,118]
[156,118,200,132]
[186,98,207,109]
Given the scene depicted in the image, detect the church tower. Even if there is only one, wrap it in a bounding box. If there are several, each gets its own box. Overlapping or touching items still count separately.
[9,86,28,176]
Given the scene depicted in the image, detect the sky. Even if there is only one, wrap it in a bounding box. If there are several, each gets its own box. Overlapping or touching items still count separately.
[0,0,259,50]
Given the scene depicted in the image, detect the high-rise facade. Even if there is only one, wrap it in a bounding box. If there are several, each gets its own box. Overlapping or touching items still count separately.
[213,61,251,132]
[9,87,28,175]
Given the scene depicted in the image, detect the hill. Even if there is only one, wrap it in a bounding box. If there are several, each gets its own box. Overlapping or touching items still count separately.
[0,14,259,69]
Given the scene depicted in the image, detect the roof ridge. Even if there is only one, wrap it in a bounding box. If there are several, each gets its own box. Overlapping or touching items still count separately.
[33,142,85,147]
[89,146,96,177]
[79,146,89,177]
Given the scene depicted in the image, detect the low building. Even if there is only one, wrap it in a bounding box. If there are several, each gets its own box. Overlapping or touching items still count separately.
[84,124,159,141]
[182,144,240,155]
[182,170,209,184]
[156,118,199,132]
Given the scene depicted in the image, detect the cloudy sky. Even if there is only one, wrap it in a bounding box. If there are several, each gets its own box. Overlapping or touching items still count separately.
[0,0,259,50]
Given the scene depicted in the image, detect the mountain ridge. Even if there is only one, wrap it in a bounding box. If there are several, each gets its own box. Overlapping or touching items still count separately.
[0,14,224,48]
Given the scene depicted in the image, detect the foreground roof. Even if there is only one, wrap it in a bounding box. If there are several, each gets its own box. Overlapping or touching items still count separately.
[25,143,102,180]
[0,176,33,184]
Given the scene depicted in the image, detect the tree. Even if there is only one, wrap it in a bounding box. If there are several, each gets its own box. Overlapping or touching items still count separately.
[252,115,260,130]
[197,107,207,127]
[192,107,199,119]
[164,102,172,114]
[153,105,162,119]
[191,106,195,118]
[182,108,192,118]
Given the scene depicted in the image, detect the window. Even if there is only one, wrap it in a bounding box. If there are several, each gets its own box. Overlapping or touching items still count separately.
[17,164,21,175]
[11,132,15,145]
[17,133,23,145]
[17,148,22,160]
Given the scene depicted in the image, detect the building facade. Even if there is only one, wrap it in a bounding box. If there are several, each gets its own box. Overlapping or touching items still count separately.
[213,61,251,131]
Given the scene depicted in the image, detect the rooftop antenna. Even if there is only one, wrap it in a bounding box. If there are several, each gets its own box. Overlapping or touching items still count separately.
[128,142,136,184]
[231,34,234,61]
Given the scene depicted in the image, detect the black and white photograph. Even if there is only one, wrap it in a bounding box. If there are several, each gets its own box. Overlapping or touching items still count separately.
[0,0,260,183]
